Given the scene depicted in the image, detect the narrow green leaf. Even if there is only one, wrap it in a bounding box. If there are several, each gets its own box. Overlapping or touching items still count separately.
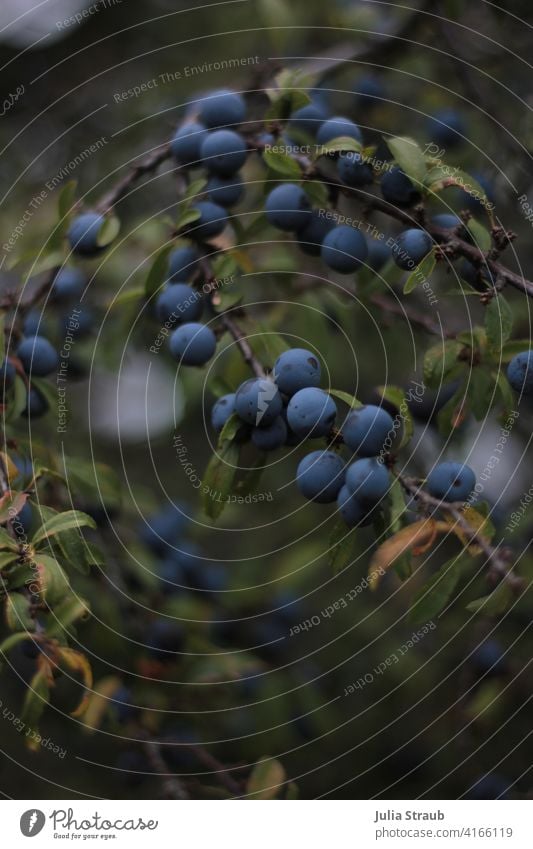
[387,136,426,186]
[36,554,69,605]
[500,339,533,362]
[203,441,240,521]
[328,518,356,575]
[408,555,466,624]
[32,510,96,545]
[403,250,436,294]
[144,244,174,297]
[423,340,463,388]
[247,757,286,799]
[58,179,78,222]
[176,207,202,231]
[262,149,302,178]
[467,218,492,252]
[316,136,362,156]
[485,295,513,353]
[376,385,413,449]
[21,666,50,750]
[5,592,34,631]
[466,582,513,616]
[327,388,362,409]
[96,215,120,247]
[46,595,90,638]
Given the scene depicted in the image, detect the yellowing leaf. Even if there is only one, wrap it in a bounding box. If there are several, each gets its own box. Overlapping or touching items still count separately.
[57,646,93,717]
[368,518,450,589]
[246,757,286,799]
[82,675,122,733]
[443,506,494,554]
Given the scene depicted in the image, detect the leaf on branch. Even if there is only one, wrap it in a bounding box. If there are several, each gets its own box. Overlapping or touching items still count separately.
[376,384,413,449]
[21,661,52,751]
[144,243,174,297]
[403,250,436,294]
[467,219,491,252]
[46,595,90,639]
[368,518,451,590]
[408,554,468,624]
[96,215,120,248]
[328,517,357,575]
[443,506,495,555]
[246,756,286,799]
[0,452,21,487]
[327,388,362,409]
[32,510,96,546]
[58,179,78,222]
[262,149,303,179]
[5,592,35,631]
[35,554,70,606]
[466,581,513,617]
[82,675,122,733]
[315,136,362,157]
[56,646,93,717]
[0,490,28,524]
[423,340,463,388]
[485,295,513,354]
[387,136,426,186]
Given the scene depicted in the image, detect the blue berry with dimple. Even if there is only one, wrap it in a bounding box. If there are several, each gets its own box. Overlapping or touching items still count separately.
[265,183,311,232]
[200,129,247,176]
[17,335,59,377]
[343,405,394,456]
[288,102,329,139]
[381,167,420,206]
[198,89,246,128]
[251,416,287,451]
[337,151,373,187]
[171,122,208,165]
[235,377,282,427]
[296,210,334,256]
[345,458,389,507]
[507,350,533,395]
[287,387,337,437]
[211,393,236,432]
[67,212,105,256]
[191,201,228,239]
[169,322,216,366]
[168,245,200,281]
[297,450,345,503]
[426,461,475,502]
[321,225,368,273]
[316,116,362,147]
[274,348,321,396]
[156,283,203,324]
[392,229,432,270]
[206,174,243,207]
[51,267,86,303]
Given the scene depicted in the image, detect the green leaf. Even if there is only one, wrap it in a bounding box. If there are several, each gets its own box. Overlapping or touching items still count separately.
[494,369,516,416]
[485,295,513,353]
[0,490,28,524]
[0,630,33,657]
[387,477,411,579]
[183,177,207,202]
[467,219,492,252]
[328,518,356,575]
[5,592,34,631]
[32,510,96,545]
[387,136,426,186]
[423,340,463,388]
[46,595,90,638]
[262,149,302,178]
[376,385,413,449]
[235,452,268,498]
[425,167,491,219]
[408,555,466,624]
[202,441,240,521]
[500,339,533,362]
[0,551,20,570]
[176,207,202,231]
[327,388,362,409]
[468,368,493,420]
[466,581,513,616]
[247,757,286,799]
[403,250,436,294]
[316,136,362,156]
[144,243,174,297]
[6,376,29,423]
[21,665,50,750]
[302,180,329,207]
[96,215,120,247]
[35,554,69,605]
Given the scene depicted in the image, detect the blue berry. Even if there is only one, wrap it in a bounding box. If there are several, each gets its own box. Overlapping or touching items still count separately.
[145,620,185,661]
[211,393,236,432]
[191,201,228,239]
[274,348,321,396]
[296,450,345,503]
[431,213,462,230]
[265,183,311,232]
[0,360,16,394]
[296,210,334,256]
[286,387,337,437]
[288,102,329,139]
[51,267,86,303]
[235,377,282,427]
[316,116,362,147]
[17,335,58,377]
[337,484,367,527]
[168,244,201,281]
[427,109,465,148]
[206,173,243,207]
[251,416,287,451]
[22,309,44,336]
[507,350,533,395]
[343,405,394,456]
[171,121,208,165]
[67,212,106,256]
[353,74,384,106]
[471,639,507,677]
[426,461,476,502]
[391,228,432,270]
[139,503,187,554]
[198,89,246,128]
[321,225,368,273]
[169,322,216,366]
[337,151,373,186]
[59,306,94,338]
[345,458,389,507]
[156,283,203,324]
[200,129,247,176]
[381,167,420,206]
[22,387,49,419]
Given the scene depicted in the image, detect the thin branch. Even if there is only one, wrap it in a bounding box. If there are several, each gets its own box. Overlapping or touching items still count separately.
[143,741,190,800]
[217,311,266,378]
[399,475,524,591]
[96,142,172,214]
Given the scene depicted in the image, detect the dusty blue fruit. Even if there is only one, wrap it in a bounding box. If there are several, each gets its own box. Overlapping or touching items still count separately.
[343,405,394,456]
[321,225,368,273]
[51,267,86,303]
[265,183,311,232]
[251,416,287,450]
[206,173,244,206]
[381,167,420,206]
[191,201,228,239]
[200,129,247,176]
[274,348,321,396]
[287,387,337,437]
[296,450,345,503]
[316,116,362,147]
[345,458,389,507]
[337,151,373,186]
[235,377,282,427]
[426,461,475,502]
[67,212,106,256]
[391,228,432,270]
[168,245,201,281]
[198,89,246,128]
[156,283,203,324]
[17,335,59,377]
[169,322,216,366]
[211,393,236,432]
[507,350,533,395]
[171,121,208,165]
